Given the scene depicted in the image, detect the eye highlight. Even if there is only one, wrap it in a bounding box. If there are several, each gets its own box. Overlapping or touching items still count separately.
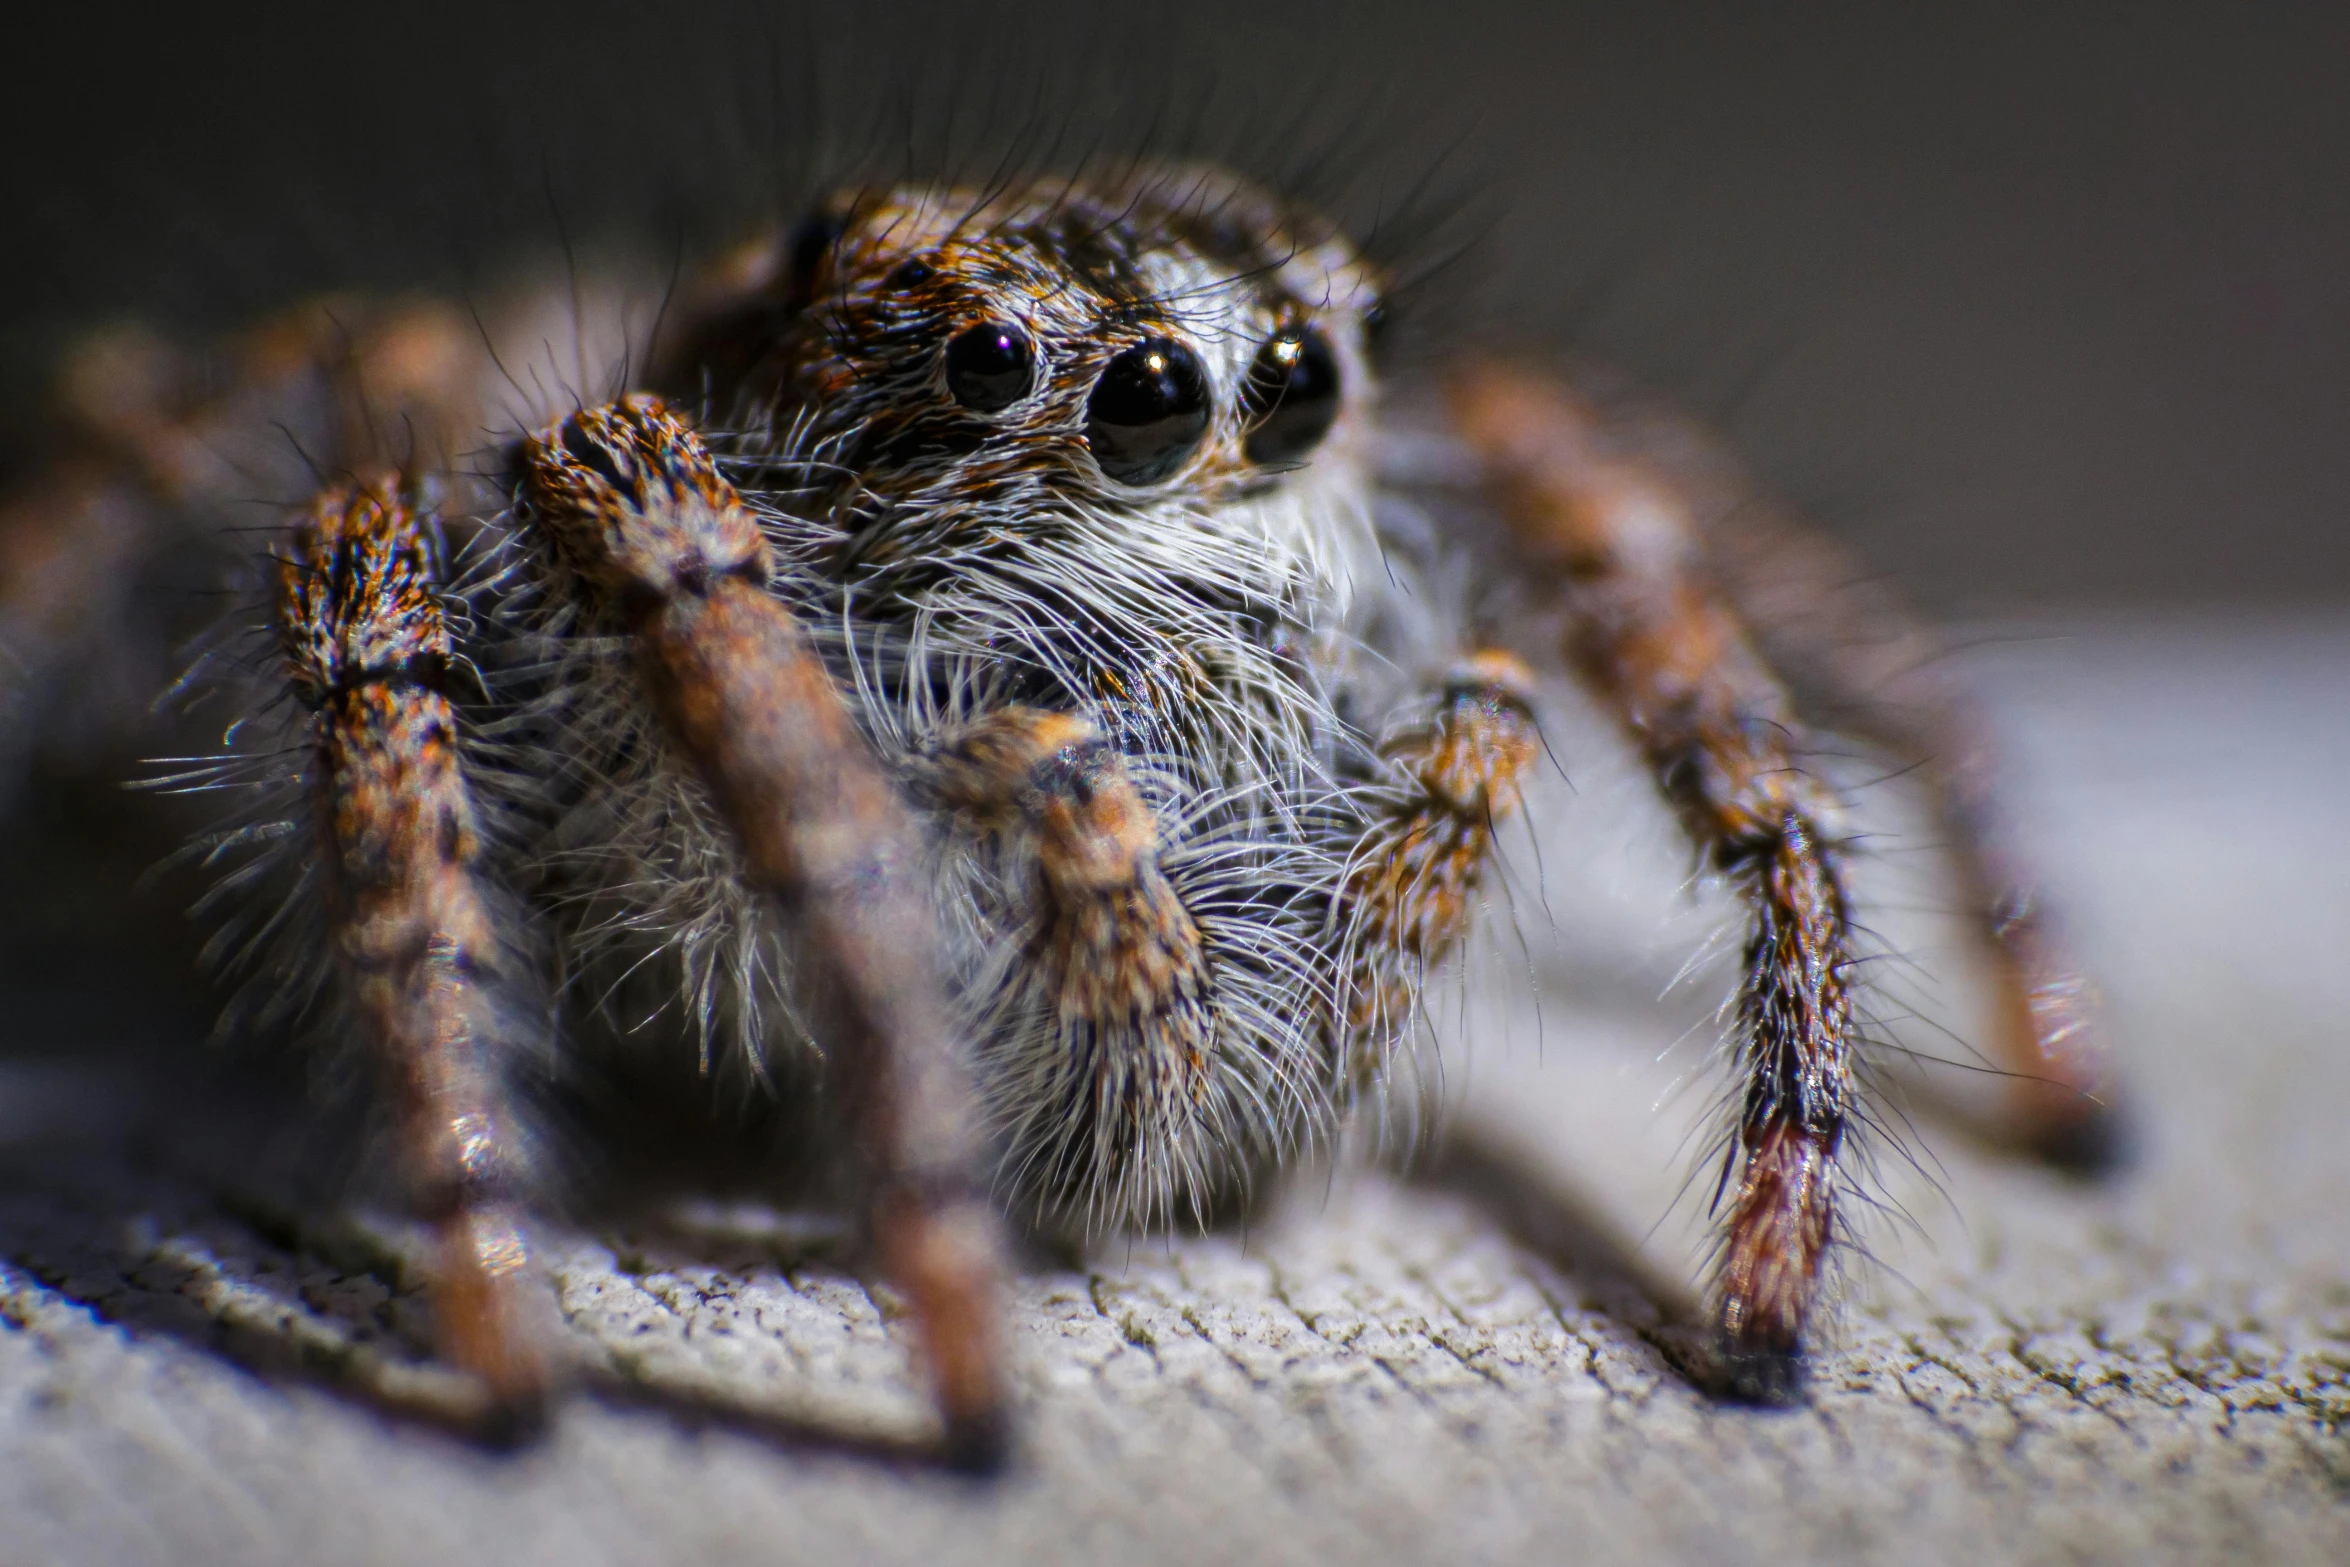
[1085,337,1210,485]
[1241,327,1341,465]
[944,320,1035,412]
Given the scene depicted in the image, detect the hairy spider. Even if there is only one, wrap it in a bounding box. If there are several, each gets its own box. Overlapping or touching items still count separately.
[0,163,2112,1467]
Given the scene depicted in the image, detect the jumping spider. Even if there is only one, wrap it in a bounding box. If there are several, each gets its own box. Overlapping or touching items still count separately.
[0,164,2113,1466]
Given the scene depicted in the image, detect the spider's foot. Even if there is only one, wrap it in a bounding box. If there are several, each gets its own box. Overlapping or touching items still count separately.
[2029,1096,2133,1179]
[939,1401,1014,1478]
[432,1218,553,1448]
[464,1383,553,1451]
[1715,1335,1809,1408]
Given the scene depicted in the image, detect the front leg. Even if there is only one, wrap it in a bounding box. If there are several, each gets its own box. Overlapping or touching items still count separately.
[275,474,541,1432]
[1450,364,1864,1404]
[923,664,1540,1227]
[516,399,1007,1467]
[1339,652,1540,1089]
[923,709,1219,1230]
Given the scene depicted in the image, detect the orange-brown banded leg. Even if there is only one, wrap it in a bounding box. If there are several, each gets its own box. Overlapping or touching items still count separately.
[517,398,1007,1469]
[1450,363,1862,1405]
[1709,509,2116,1167]
[1340,653,1540,1081]
[925,709,1216,1227]
[276,474,542,1434]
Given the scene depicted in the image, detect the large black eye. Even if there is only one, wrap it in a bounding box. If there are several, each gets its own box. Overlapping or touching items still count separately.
[1085,337,1210,485]
[1241,327,1341,465]
[945,320,1035,412]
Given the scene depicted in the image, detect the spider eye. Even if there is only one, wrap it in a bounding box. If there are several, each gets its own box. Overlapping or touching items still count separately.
[1085,337,1210,485]
[1241,327,1341,465]
[944,320,1036,412]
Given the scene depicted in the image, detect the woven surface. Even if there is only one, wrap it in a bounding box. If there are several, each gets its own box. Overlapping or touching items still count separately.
[3,616,2346,1566]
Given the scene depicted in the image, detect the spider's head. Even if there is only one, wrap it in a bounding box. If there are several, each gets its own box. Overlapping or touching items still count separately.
[774,167,1381,498]
[675,169,1386,613]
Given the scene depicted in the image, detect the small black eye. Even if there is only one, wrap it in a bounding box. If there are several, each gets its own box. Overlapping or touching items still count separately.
[945,320,1035,412]
[888,257,936,290]
[1241,327,1341,465]
[1085,337,1210,485]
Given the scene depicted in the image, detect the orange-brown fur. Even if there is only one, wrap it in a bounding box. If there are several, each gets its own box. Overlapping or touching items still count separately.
[928,708,1218,1197]
[276,474,539,1423]
[1343,651,1539,1077]
[1450,362,1859,1398]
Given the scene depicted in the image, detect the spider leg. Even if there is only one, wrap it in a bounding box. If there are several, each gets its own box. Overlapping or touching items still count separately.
[1,218,800,793]
[1339,652,1540,1084]
[1708,506,2116,1167]
[274,472,542,1435]
[515,397,1007,1469]
[1449,362,1863,1405]
[923,707,1216,1224]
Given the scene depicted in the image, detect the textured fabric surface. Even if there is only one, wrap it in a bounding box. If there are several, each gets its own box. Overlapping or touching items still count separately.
[2,616,2345,1566]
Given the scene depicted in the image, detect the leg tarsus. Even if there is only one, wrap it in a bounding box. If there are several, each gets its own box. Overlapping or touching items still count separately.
[1979,904,2121,1166]
[1716,1337,1809,1407]
[2030,1093,2133,1177]
[429,1205,550,1440]
[878,1191,1014,1474]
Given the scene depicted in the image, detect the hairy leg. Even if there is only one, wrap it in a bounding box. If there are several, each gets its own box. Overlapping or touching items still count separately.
[0,222,803,794]
[1449,362,1862,1404]
[275,473,540,1431]
[1340,652,1540,1084]
[516,397,1007,1467]
[1707,506,2115,1164]
[923,707,1217,1223]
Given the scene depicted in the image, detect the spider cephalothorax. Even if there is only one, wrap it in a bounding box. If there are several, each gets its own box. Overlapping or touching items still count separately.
[0,160,2116,1464]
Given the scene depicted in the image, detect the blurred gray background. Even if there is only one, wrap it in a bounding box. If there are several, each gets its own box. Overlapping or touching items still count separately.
[5,0,2348,610]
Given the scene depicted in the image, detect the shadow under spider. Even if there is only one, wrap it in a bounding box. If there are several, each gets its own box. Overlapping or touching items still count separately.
[0,1028,1727,1469]
[0,785,1720,1465]
[1410,1127,1712,1387]
[0,1018,1002,1457]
